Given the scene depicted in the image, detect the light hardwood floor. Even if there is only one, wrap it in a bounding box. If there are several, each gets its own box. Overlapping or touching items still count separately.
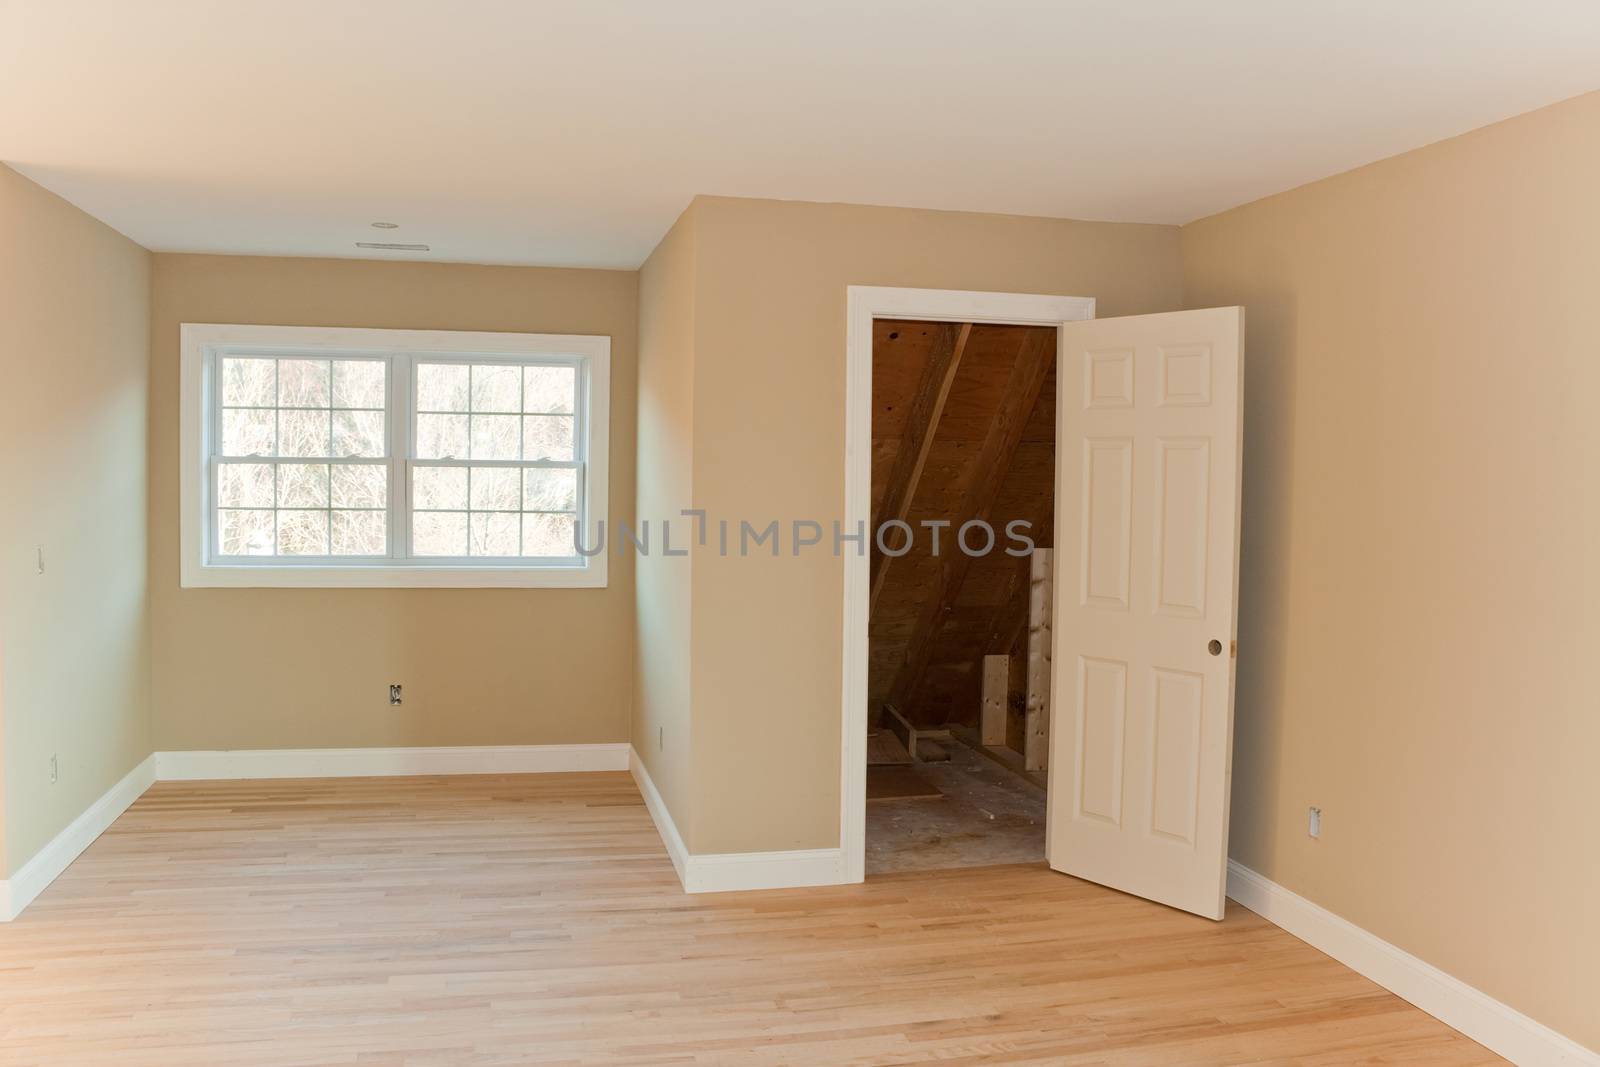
[0,773,1499,1066]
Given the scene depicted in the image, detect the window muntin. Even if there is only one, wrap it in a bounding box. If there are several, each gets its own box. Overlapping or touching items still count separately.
[185,326,608,587]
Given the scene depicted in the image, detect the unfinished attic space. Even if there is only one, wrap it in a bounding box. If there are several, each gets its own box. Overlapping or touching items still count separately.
[866,318,1058,875]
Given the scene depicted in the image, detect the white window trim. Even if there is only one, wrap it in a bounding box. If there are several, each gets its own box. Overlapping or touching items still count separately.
[180,323,610,589]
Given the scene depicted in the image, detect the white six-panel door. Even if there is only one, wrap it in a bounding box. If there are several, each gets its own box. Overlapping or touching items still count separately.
[1046,307,1243,920]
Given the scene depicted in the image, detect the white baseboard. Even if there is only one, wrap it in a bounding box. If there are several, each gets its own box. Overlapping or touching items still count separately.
[686,846,846,894]
[1,755,157,921]
[155,742,630,780]
[1227,860,1598,1067]
[628,746,688,885]
[627,746,846,894]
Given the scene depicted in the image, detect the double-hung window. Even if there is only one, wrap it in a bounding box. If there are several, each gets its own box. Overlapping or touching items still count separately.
[180,324,609,588]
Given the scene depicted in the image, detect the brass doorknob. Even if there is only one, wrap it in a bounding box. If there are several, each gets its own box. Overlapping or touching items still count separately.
[1208,639,1223,656]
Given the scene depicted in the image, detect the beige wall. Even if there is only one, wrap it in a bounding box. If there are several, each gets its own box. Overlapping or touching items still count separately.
[0,165,151,876]
[1182,90,1600,1048]
[633,207,698,838]
[149,255,637,751]
[680,197,1184,852]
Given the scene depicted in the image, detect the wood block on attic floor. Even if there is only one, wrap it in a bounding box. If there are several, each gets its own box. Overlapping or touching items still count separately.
[883,704,953,763]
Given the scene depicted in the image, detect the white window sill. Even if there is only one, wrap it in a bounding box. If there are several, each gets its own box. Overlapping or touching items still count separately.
[181,561,608,589]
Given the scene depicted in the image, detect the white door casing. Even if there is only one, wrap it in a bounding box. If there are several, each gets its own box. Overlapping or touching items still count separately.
[841,286,1097,884]
[1046,307,1243,920]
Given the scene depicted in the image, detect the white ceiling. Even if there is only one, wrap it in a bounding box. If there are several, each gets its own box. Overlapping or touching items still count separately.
[4,1,1598,269]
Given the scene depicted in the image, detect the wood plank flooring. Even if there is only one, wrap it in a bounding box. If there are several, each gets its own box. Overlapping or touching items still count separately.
[0,773,1500,1066]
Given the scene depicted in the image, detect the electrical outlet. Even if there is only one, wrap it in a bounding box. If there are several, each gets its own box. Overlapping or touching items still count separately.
[1308,805,1322,839]
[49,754,58,784]
[389,684,403,706]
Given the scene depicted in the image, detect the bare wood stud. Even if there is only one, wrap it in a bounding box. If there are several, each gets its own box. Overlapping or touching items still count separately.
[1024,547,1053,771]
[981,654,1009,746]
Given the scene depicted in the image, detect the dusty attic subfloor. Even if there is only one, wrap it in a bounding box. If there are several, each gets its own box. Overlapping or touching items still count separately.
[865,743,1046,875]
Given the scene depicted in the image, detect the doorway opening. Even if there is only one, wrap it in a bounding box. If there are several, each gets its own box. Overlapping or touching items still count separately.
[864,317,1059,874]
[842,288,1243,919]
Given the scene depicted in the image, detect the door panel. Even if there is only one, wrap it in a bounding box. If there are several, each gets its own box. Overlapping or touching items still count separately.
[1082,438,1133,608]
[1047,307,1243,920]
